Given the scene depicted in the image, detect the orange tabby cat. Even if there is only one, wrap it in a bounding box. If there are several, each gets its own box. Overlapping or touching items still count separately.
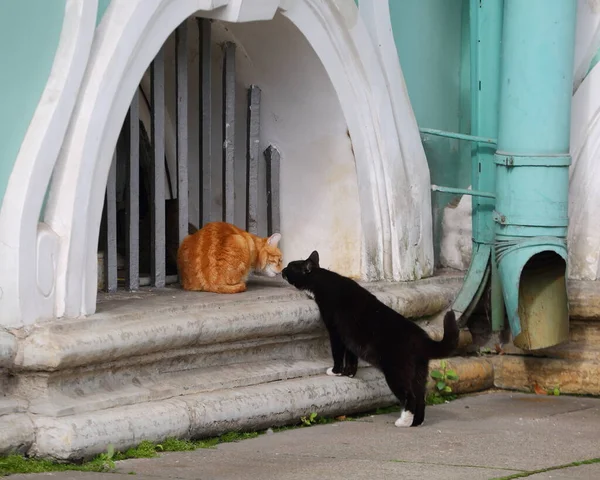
[177,221,283,293]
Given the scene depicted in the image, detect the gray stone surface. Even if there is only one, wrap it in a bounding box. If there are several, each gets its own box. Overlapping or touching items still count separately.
[9,392,600,480]
[15,276,462,370]
[0,398,27,416]
[0,330,17,367]
[29,367,397,460]
[0,414,34,455]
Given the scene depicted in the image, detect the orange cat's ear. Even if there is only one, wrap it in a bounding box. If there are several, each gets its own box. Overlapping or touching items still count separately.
[267,233,281,247]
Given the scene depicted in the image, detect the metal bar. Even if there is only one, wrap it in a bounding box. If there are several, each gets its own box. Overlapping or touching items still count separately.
[431,184,496,199]
[198,18,212,225]
[222,42,236,224]
[419,127,497,146]
[104,151,118,293]
[127,91,140,291]
[151,48,166,288]
[176,22,189,246]
[264,145,280,235]
[246,85,261,234]
[139,274,179,287]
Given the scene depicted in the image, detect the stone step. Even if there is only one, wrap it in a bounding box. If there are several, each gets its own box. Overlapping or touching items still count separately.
[26,353,493,419]
[2,275,471,460]
[7,276,469,407]
[569,320,600,344]
[29,357,334,417]
[502,321,600,361]
[12,332,330,408]
[20,356,493,461]
[493,355,600,396]
[491,320,600,397]
[15,278,464,372]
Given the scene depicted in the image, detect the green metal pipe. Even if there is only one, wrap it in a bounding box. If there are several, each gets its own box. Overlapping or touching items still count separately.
[452,0,504,327]
[419,128,497,146]
[494,0,576,350]
[431,185,495,199]
[470,0,503,247]
[497,2,575,155]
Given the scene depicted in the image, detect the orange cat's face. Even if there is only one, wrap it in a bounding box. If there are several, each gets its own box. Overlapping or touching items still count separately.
[257,233,284,277]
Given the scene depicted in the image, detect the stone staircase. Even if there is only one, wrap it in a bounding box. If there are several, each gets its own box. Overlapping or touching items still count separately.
[3,275,599,460]
[2,274,486,461]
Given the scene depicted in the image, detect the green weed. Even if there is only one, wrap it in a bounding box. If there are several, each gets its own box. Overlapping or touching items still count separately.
[426,360,459,405]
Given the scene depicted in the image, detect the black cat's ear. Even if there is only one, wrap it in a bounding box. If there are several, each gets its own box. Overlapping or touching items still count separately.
[303,251,319,274]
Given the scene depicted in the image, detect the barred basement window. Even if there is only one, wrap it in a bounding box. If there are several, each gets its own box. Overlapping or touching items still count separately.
[98,19,280,293]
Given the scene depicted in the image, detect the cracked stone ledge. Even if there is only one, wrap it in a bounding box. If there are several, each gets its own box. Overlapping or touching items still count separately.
[10,279,462,372]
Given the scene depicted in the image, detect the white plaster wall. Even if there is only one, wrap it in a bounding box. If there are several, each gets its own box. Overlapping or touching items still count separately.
[155,15,362,275]
[224,14,361,276]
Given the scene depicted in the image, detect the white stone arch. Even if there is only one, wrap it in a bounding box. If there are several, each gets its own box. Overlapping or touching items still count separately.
[43,0,433,319]
[0,0,98,328]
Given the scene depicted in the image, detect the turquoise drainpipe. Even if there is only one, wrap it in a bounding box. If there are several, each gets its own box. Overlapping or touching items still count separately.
[451,0,504,328]
[422,0,504,329]
[494,0,576,350]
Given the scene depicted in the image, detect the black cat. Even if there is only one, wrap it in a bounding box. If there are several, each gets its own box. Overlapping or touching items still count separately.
[282,251,459,427]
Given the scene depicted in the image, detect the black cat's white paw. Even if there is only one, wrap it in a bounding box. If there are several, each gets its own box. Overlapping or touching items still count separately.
[326,367,342,376]
[394,410,415,428]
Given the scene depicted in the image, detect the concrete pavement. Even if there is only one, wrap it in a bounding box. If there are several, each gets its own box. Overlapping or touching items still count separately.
[8,392,600,480]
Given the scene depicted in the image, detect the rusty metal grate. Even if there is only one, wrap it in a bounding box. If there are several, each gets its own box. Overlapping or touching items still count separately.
[99,19,281,293]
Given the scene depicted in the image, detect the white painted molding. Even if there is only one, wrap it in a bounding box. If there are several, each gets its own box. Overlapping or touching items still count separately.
[0,0,98,328]
[357,0,434,279]
[45,0,236,319]
[568,61,600,280]
[43,0,434,319]
[574,0,600,93]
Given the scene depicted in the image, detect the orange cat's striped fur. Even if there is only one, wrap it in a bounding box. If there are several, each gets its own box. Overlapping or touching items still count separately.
[177,221,283,293]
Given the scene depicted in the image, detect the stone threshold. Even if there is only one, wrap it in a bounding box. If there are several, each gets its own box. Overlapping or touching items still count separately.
[7,275,464,372]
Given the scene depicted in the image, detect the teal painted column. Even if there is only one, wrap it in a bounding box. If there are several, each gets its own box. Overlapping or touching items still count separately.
[494,0,576,350]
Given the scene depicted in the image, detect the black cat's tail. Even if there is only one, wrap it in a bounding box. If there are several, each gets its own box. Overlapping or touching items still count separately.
[426,310,459,359]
